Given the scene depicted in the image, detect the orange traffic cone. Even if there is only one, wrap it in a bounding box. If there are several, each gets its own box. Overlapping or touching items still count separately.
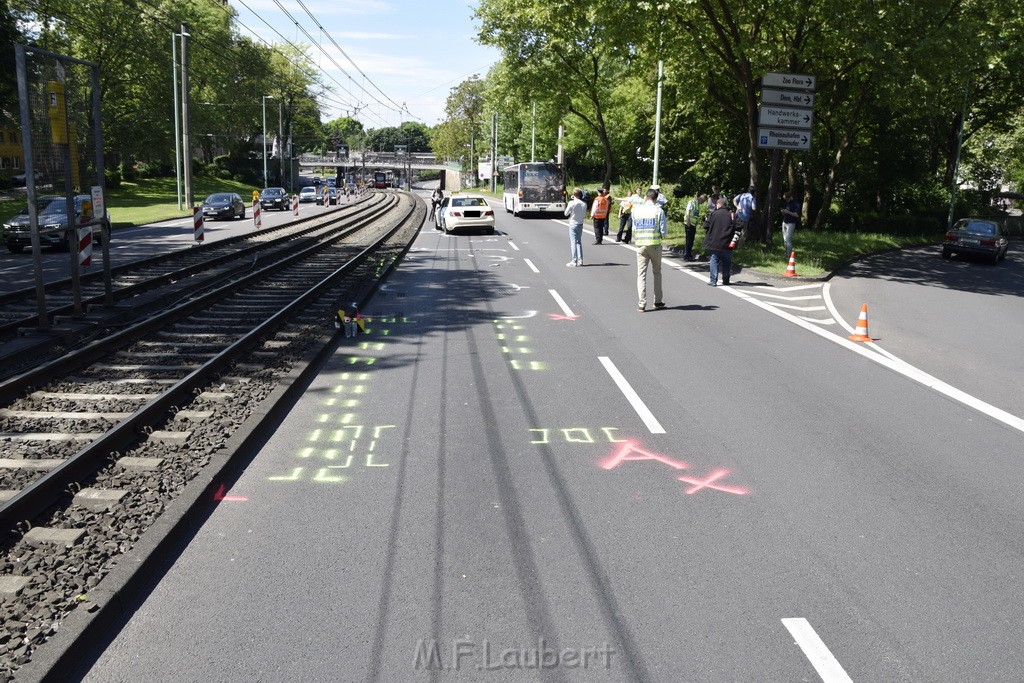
[848,304,874,342]
[783,251,798,277]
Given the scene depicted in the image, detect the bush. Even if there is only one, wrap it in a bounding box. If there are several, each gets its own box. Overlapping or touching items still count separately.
[105,167,122,189]
[119,162,137,183]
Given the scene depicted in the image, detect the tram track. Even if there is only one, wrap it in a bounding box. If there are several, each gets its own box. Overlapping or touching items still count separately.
[0,193,385,376]
[0,190,425,681]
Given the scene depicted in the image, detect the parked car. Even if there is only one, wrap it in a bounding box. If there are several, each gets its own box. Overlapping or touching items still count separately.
[299,186,318,203]
[942,218,1009,263]
[200,192,245,220]
[11,170,44,186]
[259,187,289,211]
[3,194,110,253]
[435,194,495,234]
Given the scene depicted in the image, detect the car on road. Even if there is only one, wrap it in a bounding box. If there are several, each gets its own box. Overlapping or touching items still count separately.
[200,192,245,220]
[434,194,495,234]
[942,218,1009,263]
[299,186,318,203]
[328,188,341,205]
[2,194,110,253]
[259,187,289,211]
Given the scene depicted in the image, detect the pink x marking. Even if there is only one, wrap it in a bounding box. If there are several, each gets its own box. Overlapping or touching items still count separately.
[547,313,579,321]
[677,469,748,495]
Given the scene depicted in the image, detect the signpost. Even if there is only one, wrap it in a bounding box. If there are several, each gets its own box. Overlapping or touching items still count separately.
[758,72,817,243]
[757,128,812,151]
[760,88,815,108]
[758,105,814,129]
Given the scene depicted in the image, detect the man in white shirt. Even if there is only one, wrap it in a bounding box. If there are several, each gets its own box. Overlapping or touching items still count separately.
[563,188,587,266]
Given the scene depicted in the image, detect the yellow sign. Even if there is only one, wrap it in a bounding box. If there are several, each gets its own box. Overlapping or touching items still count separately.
[47,81,67,144]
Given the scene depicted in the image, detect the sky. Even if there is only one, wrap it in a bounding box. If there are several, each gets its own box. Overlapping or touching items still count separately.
[229,0,500,130]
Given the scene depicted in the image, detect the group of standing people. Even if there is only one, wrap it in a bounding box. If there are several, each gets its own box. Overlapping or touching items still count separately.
[562,180,801,307]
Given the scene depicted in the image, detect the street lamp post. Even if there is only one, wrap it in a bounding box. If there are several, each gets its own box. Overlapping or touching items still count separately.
[262,95,274,187]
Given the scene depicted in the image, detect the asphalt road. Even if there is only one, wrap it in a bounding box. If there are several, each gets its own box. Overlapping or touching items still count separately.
[78,194,1024,682]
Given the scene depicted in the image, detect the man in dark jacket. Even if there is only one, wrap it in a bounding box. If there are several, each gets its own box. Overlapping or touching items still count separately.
[703,198,735,286]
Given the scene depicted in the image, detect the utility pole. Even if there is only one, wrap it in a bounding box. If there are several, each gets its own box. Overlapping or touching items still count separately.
[180,23,193,208]
[172,34,182,211]
[490,112,497,194]
[278,100,284,188]
[531,102,536,162]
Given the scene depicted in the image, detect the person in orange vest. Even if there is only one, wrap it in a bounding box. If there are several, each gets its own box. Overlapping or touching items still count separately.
[590,188,611,244]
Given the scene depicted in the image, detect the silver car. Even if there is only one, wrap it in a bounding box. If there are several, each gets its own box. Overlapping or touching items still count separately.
[942,218,1009,264]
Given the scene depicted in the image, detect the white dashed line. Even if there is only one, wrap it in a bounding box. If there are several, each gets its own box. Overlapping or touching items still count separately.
[548,289,576,318]
[599,356,666,434]
[781,618,853,683]
[524,258,540,274]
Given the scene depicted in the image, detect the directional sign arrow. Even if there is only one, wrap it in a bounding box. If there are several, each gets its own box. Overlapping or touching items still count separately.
[762,72,816,91]
[757,127,812,151]
[761,88,815,109]
[758,105,814,130]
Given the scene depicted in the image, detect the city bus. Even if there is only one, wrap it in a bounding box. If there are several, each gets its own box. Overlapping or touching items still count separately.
[502,162,566,216]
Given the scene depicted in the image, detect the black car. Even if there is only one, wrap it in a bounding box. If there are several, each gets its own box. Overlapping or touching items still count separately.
[260,187,289,211]
[3,195,110,253]
[200,192,246,220]
[942,218,1009,263]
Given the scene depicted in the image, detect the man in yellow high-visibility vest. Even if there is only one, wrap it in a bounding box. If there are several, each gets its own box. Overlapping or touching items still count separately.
[632,189,667,312]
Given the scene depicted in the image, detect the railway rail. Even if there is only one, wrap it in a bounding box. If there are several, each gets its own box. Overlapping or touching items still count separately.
[0,193,391,377]
[0,190,425,681]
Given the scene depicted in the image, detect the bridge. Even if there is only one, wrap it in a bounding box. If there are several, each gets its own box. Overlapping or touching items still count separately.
[297,152,450,172]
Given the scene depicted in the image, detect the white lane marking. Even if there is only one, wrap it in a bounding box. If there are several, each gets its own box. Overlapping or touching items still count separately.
[781,618,853,683]
[748,291,824,301]
[728,277,1024,434]
[508,241,520,251]
[548,289,577,318]
[798,316,837,325]
[499,311,538,319]
[524,258,540,274]
[599,357,666,434]
[764,302,827,312]
[664,259,1024,430]
[822,282,903,364]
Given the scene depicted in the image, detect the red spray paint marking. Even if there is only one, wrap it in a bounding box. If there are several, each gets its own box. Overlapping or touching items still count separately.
[213,483,248,502]
[599,441,689,471]
[677,469,748,496]
[547,313,579,321]
[599,441,749,496]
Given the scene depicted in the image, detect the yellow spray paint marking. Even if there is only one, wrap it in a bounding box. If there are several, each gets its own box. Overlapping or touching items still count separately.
[359,342,385,351]
[328,455,355,468]
[299,448,315,459]
[269,467,303,481]
[530,427,629,444]
[529,429,550,444]
[601,428,627,443]
[366,453,389,467]
[528,361,545,371]
[373,425,395,438]
[309,429,322,442]
[343,399,360,408]
[314,468,347,483]
[563,428,595,443]
[325,398,337,406]
[509,360,522,370]
[318,414,331,423]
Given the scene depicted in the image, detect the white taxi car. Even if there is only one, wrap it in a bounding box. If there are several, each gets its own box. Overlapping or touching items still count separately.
[435,194,495,234]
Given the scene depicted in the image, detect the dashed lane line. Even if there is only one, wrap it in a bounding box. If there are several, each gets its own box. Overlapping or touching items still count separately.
[548,289,577,318]
[599,356,666,434]
[781,618,853,683]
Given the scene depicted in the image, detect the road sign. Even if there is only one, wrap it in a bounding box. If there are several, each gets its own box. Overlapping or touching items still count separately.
[761,88,814,109]
[762,72,816,91]
[758,128,811,151]
[758,105,814,130]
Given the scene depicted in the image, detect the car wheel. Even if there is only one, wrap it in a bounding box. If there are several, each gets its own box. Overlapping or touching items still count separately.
[991,251,1000,265]
[240,208,246,219]
[941,248,951,259]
